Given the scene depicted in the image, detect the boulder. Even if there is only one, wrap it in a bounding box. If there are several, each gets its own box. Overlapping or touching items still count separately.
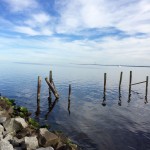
[3,118,28,133]
[16,127,37,139]
[0,124,4,134]
[38,128,59,147]
[4,133,13,141]
[0,117,7,124]
[24,136,39,150]
[14,118,28,129]
[0,139,14,150]
[13,147,22,150]
[10,137,24,147]
[36,147,54,150]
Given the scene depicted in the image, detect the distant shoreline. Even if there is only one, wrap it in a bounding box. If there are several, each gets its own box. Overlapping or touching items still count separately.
[13,62,150,68]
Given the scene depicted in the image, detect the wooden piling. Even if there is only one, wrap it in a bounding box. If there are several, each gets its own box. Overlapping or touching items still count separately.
[68,84,71,100]
[128,71,132,101]
[49,71,52,97]
[102,73,106,106]
[50,70,53,83]
[104,73,106,95]
[45,77,59,99]
[119,72,123,91]
[37,76,41,106]
[145,76,149,103]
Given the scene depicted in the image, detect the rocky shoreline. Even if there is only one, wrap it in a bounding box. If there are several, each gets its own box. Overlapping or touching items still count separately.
[0,96,80,150]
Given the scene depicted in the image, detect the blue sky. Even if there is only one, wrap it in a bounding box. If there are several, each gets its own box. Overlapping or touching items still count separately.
[0,0,150,65]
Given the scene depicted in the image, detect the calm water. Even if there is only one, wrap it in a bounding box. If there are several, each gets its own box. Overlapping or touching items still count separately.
[0,62,150,150]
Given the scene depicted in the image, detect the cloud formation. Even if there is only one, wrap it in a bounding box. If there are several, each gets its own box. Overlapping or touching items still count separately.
[0,0,150,65]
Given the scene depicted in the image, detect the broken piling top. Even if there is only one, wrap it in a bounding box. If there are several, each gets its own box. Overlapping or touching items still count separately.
[45,77,59,99]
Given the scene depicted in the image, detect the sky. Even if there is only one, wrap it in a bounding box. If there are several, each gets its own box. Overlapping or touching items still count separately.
[0,0,150,65]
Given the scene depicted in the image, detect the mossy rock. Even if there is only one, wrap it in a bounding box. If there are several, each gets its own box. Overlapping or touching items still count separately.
[28,118,40,128]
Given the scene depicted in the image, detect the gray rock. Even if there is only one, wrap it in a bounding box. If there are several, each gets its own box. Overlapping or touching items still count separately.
[0,134,3,140]
[24,136,39,150]
[0,117,7,124]
[0,110,7,116]
[0,124,4,134]
[3,118,28,133]
[36,147,54,150]
[4,134,13,141]
[13,147,22,150]
[11,137,24,147]
[38,128,59,147]
[14,118,28,129]
[0,139,14,150]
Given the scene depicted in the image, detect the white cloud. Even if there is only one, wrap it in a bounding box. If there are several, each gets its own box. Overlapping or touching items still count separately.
[14,26,39,36]
[14,26,53,36]
[3,0,38,12]
[0,34,150,65]
[25,13,51,27]
[55,0,150,35]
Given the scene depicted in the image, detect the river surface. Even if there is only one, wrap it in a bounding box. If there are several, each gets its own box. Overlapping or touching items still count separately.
[0,62,150,150]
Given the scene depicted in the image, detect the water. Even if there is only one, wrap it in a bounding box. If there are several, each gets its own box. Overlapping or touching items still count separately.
[0,62,150,150]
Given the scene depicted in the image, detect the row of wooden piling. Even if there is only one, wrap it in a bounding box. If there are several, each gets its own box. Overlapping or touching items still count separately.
[36,70,72,115]
[103,71,149,105]
[37,70,149,111]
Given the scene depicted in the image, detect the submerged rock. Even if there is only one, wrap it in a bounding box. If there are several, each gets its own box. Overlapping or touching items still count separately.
[38,128,59,147]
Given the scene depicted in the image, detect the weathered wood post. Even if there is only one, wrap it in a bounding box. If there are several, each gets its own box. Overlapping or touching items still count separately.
[37,76,41,107]
[68,84,71,115]
[45,77,59,99]
[102,73,106,106]
[128,71,132,102]
[104,73,106,95]
[36,76,41,116]
[50,70,53,83]
[68,84,71,100]
[118,72,123,106]
[119,72,123,91]
[145,76,149,103]
[48,70,53,97]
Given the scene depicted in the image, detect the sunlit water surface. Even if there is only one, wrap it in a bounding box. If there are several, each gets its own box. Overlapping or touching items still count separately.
[0,63,150,150]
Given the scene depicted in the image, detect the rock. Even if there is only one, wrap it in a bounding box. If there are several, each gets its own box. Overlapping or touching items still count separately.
[0,124,4,139]
[3,118,28,133]
[0,124,4,134]
[13,147,22,150]
[55,142,66,150]
[10,137,24,147]
[36,147,54,150]
[38,128,59,147]
[16,127,37,139]
[24,136,39,150]
[0,117,7,124]
[0,109,7,116]
[4,133,13,141]
[14,118,28,129]
[0,139,14,150]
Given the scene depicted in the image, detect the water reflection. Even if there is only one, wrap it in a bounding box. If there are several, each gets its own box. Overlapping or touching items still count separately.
[68,84,71,115]
[118,91,122,106]
[45,98,58,120]
[102,93,106,106]
[68,98,71,115]
[1,63,150,150]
